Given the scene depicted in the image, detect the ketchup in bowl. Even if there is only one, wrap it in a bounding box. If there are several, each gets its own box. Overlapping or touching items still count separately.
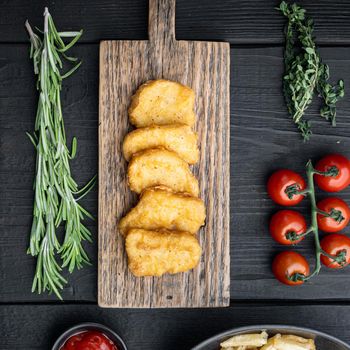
[60,330,118,350]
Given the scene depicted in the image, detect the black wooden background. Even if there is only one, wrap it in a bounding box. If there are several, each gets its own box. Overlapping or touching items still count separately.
[1,1,350,349]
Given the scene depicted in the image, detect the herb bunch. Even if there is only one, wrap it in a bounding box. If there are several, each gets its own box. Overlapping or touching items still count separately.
[278,1,345,141]
[26,8,95,299]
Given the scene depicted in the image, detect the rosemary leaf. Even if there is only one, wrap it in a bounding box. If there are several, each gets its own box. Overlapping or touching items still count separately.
[26,8,95,299]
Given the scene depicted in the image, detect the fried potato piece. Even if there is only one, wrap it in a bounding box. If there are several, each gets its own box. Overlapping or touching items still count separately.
[221,347,259,350]
[125,228,201,276]
[127,148,199,196]
[220,332,268,348]
[223,347,259,350]
[128,79,196,127]
[281,335,315,350]
[123,124,199,164]
[261,334,315,350]
[118,187,206,235]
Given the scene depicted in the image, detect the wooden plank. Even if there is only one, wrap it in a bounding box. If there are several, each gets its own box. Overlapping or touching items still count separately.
[98,0,230,307]
[2,0,350,45]
[2,45,350,303]
[1,304,350,349]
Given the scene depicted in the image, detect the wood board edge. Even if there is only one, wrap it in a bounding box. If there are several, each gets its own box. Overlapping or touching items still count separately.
[98,39,231,308]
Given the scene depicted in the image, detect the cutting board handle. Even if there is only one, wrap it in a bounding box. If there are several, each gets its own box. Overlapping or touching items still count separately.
[148,0,176,44]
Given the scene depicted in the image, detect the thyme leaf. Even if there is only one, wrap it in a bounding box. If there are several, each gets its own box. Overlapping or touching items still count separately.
[277,1,345,141]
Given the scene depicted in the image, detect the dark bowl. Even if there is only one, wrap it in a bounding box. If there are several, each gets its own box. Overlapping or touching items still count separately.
[191,325,350,350]
[51,322,127,350]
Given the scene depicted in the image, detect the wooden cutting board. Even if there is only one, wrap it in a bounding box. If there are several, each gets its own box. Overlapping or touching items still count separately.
[98,0,230,308]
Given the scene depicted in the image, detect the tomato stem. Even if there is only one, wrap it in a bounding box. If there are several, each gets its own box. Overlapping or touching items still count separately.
[320,248,347,265]
[287,272,307,283]
[290,161,346,281]
[313,166,339,177]
[286,187,310,199]
[316,208,330,216]
[286,226,313,242]
[296,188,311,196]
[316,207,344,223]
[285,183,304,199]
[330,209,345,223]
[303,160,323,280]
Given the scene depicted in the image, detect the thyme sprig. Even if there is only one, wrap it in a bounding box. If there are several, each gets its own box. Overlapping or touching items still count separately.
[278,1,345,141]
[26,8,96,299]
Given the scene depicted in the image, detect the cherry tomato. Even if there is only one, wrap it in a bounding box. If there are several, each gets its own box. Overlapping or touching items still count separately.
[61,331,117,350]
[315,154,350,192]
[317,197,350,233]
[272,251,310,285]
[320,233,350,269]
[270,210,307,245]
[267,169,306,206]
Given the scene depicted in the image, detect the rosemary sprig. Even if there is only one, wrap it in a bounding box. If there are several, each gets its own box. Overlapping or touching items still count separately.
[277,1,345,141]
[26,8,96,299]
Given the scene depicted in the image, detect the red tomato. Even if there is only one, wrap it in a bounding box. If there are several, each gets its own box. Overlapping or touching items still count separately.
[267,169,306,206]
[272,251,310,285]
[61,331,117,350]
[320,233,350,269]
[317,197,350,233]
[315,154,350,192]
[270,210,307,245]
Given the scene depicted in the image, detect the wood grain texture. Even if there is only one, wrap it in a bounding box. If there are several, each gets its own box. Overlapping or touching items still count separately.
[98,0,230,307]
[2,45,350,303]
[1,304,350,349]
[2,0,350,45]
[3,2,350,348]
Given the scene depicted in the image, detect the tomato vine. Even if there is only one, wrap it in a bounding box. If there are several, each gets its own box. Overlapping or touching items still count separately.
[268,154,350,284]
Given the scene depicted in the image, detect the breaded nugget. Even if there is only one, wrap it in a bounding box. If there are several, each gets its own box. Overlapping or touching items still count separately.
[118,187,206,235]
[128,79,196,127]
[123,124,199,164]
[127,148,199,196]
[125,228,201,276]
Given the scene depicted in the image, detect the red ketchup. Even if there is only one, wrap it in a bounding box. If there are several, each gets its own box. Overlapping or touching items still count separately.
[60,330,118,350]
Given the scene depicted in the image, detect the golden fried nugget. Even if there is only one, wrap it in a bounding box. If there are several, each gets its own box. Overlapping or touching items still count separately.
[128,79,196,127]
[125,228,201,276]
[127,148,199,196]
[118,187,206,235]
[123,124,199,164]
